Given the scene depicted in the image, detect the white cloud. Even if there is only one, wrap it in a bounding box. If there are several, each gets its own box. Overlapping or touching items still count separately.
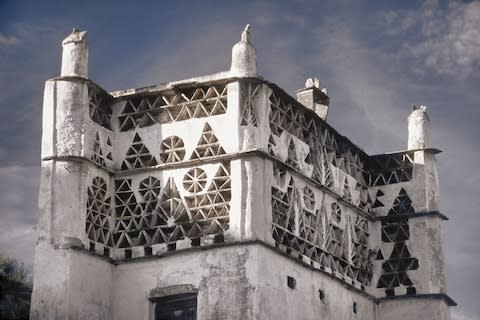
[0,33,19,46]
[306,24,410,152]
[382,0,480,77]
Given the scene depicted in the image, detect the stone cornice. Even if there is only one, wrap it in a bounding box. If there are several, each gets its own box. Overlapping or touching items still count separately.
[375,293,457,307]
[375,210,449,221]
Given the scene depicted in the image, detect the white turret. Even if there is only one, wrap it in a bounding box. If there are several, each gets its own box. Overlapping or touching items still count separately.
[408,105,431,150]
[230,24,256,77]
[61,28,88,78]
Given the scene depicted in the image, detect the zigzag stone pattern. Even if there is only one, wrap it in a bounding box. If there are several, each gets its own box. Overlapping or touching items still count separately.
[117,84,228,131]
[368,153,414,186]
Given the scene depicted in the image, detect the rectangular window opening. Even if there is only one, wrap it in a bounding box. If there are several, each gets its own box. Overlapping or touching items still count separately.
[154,293,197,320]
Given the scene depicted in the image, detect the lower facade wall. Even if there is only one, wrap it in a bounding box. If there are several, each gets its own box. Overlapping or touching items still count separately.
[30,242,113,320]
[31,242,452,320]
[254,245,375,320]
[111,243,376,320]
[112,245,257,320]
[375,298,451,320]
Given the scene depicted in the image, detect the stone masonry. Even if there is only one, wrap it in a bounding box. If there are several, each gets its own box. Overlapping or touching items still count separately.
[30,26,455,320]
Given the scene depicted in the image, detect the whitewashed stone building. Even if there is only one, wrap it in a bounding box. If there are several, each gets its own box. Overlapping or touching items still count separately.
[31,26,455,320]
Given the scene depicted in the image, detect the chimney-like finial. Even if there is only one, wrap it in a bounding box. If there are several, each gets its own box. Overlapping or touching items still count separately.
[241,24,250,42]
[305,77,321,89]
[230,24,256,77]
[61,28,89,78]
[296,77,330,120]
[408,105,431,149]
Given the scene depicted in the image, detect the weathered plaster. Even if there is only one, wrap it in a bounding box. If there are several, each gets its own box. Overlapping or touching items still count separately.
[230,25,256,77]
[31,27,453,320]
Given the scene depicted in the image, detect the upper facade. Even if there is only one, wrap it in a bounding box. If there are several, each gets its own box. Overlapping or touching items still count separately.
[32,26,454,319]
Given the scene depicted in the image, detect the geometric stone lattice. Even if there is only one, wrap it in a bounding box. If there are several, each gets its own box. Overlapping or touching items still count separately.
[113,178,140,248]
[343,177,352,202]
[388,188,414,215]
[86,177,113,246]
[271,175,372,286]
[358,185,373,213]
[303,186,315,211]
[121,133,158,170]
[269,89,314,170]
[272,179,296,237]
[88,86,112,130]
[88,162,231,250]
[286,138,299,169]
[368,152,414,186]
[91,133,113,167]
[240,81,261,127]
[269,90,314,141]
[183,168,208,193]
[331,202,342,223]
[377,242,419,294]
[159,136,185,164]
[350,216,371,284]
[373,189,385,209]
[118,84,227,131]
[184,162,231,238]
[377,188,418,295]
[325,216,347,271]
[268,87,367,191]
[190,123,226,160]
[267,85,415,196]
[322,150,334,189]
[382,220,409,243]
[341,150,366,183]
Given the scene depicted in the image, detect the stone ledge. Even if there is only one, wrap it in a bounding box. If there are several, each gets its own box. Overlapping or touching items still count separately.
[375,210,449,222]
[149,284,198,300]
[375,293,457,307]
[68,238,456,306]
[371,147,442,157]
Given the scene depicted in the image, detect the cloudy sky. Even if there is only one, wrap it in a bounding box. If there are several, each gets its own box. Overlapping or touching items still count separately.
[0,0,479,318]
